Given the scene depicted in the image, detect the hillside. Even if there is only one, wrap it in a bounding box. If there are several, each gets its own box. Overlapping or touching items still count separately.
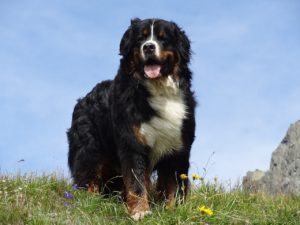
[0,174,299,225]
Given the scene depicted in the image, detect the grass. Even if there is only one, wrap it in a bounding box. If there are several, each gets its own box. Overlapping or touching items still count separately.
[0,173,299,225]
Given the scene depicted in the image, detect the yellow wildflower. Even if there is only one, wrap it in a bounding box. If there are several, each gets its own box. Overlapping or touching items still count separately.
[191,173,202,181]
[179,174,188,180]
[198,205,213,216]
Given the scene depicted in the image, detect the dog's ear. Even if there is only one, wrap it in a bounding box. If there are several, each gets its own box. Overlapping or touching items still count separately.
[130,18,141,26]
[119,18,141,56]
[171,22,191,63]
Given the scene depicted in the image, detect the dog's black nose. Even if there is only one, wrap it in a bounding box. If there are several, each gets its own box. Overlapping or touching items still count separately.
[143,43,156,54]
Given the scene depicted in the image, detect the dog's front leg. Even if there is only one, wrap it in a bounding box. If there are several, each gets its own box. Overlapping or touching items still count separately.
[119,151,151,220]
[156,152,190,208]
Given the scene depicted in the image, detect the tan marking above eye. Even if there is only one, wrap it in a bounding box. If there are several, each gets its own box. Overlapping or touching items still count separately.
[158,31,166,39]
[143,29,149,37]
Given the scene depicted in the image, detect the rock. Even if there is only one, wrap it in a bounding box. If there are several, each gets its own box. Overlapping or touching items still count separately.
[243,120,300,195]
[243,169,266,192]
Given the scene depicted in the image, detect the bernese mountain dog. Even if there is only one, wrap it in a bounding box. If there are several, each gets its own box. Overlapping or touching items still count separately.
[67,18,196,220]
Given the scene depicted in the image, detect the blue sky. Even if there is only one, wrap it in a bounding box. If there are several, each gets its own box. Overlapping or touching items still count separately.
[0,0,299,182]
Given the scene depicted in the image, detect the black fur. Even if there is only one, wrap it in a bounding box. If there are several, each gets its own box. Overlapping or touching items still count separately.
[67,18,196,215]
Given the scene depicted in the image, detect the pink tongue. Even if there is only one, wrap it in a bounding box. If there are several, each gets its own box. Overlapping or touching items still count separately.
[144,65,161,79]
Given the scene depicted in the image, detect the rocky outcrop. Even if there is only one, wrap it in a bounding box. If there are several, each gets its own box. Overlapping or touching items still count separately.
[243,120,300,195]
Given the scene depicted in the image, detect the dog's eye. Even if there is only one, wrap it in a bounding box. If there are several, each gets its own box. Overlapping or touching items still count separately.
[137,35,145,42]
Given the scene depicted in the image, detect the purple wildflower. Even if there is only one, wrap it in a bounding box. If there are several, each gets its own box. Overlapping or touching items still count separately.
[64,191,73,199]
[72,184,79,190]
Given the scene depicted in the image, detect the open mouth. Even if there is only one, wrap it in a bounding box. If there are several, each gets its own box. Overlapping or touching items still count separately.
[143,58,162,79]
[144,64,161,79]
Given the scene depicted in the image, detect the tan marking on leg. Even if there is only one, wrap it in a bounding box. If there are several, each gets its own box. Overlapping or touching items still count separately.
[127,191,151,220]
[87,182,99,193]
[156,173,176,208]
[127,191,149,213]
[157,172,189,208]
[165,179,177,208]
[125,170,151,220]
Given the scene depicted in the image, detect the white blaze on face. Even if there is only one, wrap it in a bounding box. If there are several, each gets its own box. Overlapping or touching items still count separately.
[140,21,160,60]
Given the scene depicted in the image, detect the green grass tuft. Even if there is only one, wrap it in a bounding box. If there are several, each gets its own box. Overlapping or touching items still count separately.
[0,174,299,224]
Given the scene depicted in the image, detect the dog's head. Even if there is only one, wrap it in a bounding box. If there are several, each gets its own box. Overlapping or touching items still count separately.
[119,18,191,80]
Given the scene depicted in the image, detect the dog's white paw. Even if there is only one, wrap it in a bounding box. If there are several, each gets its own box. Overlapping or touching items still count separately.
[131,210,152,221]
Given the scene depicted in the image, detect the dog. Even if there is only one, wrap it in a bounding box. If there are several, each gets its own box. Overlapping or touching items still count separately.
[67,18,196,220]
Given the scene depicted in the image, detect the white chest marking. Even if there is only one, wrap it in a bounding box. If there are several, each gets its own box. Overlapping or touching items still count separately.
[141,76,186,167]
